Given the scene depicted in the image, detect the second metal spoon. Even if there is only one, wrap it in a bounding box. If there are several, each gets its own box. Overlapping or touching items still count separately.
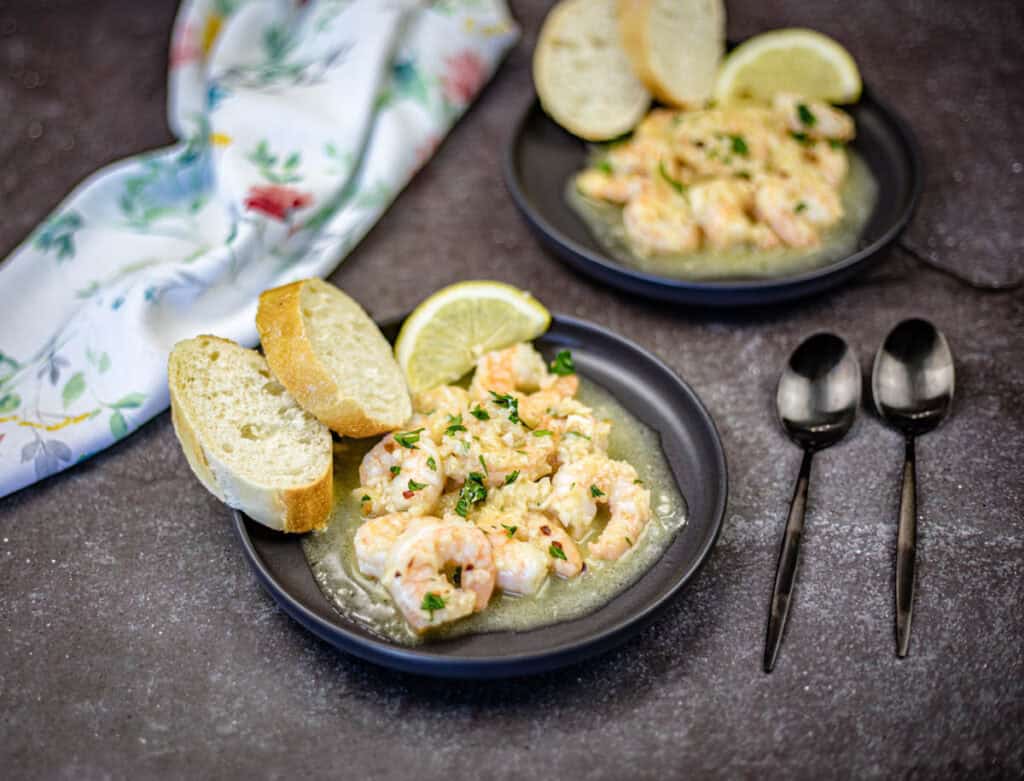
[872,318,955,657]
[765,333,861,673]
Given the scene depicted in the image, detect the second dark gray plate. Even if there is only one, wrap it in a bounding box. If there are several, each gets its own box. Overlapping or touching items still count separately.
[233,315,727,678]
[505,86,922,307]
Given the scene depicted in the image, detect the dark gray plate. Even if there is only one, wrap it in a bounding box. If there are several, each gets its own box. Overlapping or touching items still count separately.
[505,86,922,307]
[233,315,727,678]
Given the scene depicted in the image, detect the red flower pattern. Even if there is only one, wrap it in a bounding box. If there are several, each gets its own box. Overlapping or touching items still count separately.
[244,185,313,221]
[169,22,202,68]
[441,50,486,105]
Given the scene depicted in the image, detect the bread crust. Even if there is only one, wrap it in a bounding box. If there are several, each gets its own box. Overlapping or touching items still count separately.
[256,279,410,438]
[168,335,332,533]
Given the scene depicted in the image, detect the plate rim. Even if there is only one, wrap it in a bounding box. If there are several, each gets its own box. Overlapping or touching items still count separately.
[503,84,924,302]
[232,313,729,678]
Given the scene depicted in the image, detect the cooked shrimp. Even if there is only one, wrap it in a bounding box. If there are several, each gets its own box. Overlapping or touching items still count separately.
[383,520,496,633]
[576,170,648,204]
[358,430,445,516]
[485,526,550,596]
[518,375,580,428]
[524,512,584,578]
[545,455,651,560]
[546,454,603,538]
[753,173,843,249]
[469,343,549,400]
[588,462,651,561]
[806,140,849,188]
[671,106,776,179]
[689,179,780,251]
[622,185,702,257]
[354,514,437,579]
[773,93,855,142]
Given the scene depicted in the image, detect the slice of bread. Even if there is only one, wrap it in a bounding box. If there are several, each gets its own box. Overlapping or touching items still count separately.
[168,335,333,533]
[533,0,651,141]
[255,278,412,437]
[618,0,726,108]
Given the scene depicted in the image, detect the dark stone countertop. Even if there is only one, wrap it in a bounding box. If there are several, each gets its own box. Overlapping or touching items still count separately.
[1,1,1022,778]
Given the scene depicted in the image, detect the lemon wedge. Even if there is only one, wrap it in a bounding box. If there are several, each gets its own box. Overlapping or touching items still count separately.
[395,281,551,394]
[714,28,862,105]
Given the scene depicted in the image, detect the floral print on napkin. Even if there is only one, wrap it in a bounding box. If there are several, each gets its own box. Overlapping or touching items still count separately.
[0,0,517,497]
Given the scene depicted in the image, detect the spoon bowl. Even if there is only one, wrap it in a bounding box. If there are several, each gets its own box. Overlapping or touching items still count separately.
[872,318,954,435]
[778,333,862,450]
[764,332,861,672]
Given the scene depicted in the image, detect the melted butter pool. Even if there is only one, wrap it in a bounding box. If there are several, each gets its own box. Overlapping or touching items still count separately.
[567,151,878,280]
[302,378,688,645]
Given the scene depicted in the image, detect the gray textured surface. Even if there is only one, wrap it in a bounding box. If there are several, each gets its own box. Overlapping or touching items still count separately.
[1,1,1023,778]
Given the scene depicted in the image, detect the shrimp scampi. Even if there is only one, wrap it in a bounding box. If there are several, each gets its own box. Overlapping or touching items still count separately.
[574,93,859,258]
[342,340,666,636]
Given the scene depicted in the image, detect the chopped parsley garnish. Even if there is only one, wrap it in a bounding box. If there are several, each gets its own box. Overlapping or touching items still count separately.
[421,592,445,617]
[502,523,518,538]
[625,536,634,547]
[790,131,811,146]
[797,103,817,127]
[565,430,591,440]
[426,456,437,471]
[730,134,749,156]
[658,160,687,195]
[452,566,462,587]
[590,484,605,498]
[489,391,523,425]
[795,201,808,214]
[828,138,844,149]
[407,479,427,491]
[454,472,487,517]
[479,455,488,475]
[549,543,568,561]
[504,470,519,486]
[445,414,467,436]
[549,350,576,376]
[360,494,371,502]
[389,465,401,476]
[634,479,644,485]
[393,428,424,449]
[594,159,613,175]
[532,429,553,437]
[470,405,490,421]
[734,170,751,180]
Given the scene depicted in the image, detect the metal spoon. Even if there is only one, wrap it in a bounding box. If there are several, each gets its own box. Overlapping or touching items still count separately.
[764,333,861,673]
[872,318,955,657]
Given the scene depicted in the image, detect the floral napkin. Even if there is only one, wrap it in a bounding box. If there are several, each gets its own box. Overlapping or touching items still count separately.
[0,0,517,499]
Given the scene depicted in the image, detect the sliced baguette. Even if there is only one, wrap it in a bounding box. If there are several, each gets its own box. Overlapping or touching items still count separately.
[168,335,333,533]
[617,0,726,108]
[533,0,651,141]
[255,278,412,437]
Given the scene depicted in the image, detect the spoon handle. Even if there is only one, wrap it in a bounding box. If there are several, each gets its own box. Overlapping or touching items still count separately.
[896,437,918,657]
[764,448,813,673]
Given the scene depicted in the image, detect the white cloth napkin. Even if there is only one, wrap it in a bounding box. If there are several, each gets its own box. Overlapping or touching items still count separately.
[0,0,517,498]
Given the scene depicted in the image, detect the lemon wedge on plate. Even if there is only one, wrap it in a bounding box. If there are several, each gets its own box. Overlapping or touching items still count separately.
[714,28,862,105]
[395,281,551,394]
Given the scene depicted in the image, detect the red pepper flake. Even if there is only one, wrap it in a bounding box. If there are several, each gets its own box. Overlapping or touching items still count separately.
[402,490,415,499]
[465,564,474,571]
[540,525,551,536]
[552,540,564,551]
